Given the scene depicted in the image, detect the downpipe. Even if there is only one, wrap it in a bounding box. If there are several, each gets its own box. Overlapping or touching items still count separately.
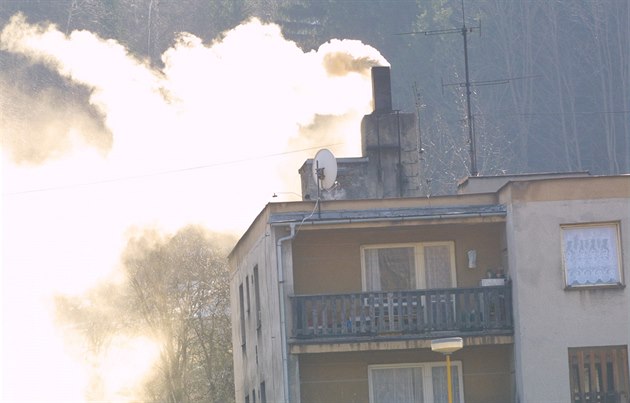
[276,223,296,403]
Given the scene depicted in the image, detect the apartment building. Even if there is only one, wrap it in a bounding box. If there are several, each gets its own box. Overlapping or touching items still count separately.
[228,67,630,403]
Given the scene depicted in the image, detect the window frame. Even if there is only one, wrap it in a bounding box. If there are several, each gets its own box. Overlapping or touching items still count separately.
[253,265,262,331]
[361,241,457,291]
[560,222,625,289]
[568,345,629,400]
[239,282,246,348]
[246,275,251,314]
[368,361,465,403]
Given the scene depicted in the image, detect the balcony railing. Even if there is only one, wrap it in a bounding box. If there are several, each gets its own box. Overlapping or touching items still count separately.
[291,285,512,341]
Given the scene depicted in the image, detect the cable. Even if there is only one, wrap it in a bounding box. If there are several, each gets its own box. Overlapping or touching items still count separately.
[296,198,320,234]
[4,143,345,196]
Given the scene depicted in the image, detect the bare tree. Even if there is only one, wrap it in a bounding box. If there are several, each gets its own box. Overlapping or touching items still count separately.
[56,225,236,403]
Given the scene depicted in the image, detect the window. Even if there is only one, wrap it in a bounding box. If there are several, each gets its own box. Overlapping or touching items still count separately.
[368,362,464,403]
[239,283,246,347]
[246,276,251,314]
[260,381,266,403]
[561,222,624,288]
[362,242,456,291]
[568,345,629,402]
[254,265,261,330]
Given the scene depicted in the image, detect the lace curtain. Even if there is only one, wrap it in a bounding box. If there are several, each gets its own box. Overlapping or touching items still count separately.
[424,245,453,289]
[431,366,461,403]
[371,367,424,403]
[563,225,620,286]
[370,365,460,403]
[365,247,415,291]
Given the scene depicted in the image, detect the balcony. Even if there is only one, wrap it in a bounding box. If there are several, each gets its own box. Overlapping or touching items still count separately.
[290,285,512,343]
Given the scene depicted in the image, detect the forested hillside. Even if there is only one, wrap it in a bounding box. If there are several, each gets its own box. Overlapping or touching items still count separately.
[2,0,628,194]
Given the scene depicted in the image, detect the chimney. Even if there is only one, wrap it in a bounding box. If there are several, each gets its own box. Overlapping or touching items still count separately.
[371,66,392,113]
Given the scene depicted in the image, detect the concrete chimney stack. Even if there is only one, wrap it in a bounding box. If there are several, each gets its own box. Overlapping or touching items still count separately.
[371,66,392,113]
[299,66,422,200]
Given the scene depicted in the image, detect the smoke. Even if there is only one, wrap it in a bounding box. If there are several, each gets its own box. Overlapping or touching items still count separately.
[1,12,387,402]
[1,14,387,168]
[1,74,112,164]
[321,39,388,77]
[55,285,161,402]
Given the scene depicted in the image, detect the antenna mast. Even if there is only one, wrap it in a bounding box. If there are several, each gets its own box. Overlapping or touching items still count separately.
[398,0,540,177]
[397,0,479,175]
[460,0,476,176]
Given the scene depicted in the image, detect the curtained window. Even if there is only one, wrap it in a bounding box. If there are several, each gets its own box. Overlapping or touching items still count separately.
[369,362,463,403]
[365,247,416,291]
[371,366,424,403]
[363,242,456,291]
[424,244,455,289]
[561,223,624,288]
[431,366,462,403]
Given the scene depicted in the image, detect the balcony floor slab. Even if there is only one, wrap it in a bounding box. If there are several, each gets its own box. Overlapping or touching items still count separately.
[289,333,513,354]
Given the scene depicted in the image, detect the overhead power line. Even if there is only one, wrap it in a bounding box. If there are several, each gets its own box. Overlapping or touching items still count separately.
[4,143,344,196]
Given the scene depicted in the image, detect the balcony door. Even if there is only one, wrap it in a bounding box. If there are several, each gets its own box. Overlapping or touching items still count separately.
[362,242,456,291]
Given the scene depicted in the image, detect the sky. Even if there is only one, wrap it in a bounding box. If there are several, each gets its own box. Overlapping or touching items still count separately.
[1,14,387,402]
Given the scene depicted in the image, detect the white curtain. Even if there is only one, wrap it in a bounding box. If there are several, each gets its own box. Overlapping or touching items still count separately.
[371,367,424,403]
[563,226,620,286]
[431,366,460,403]
[365,247,415,291]
[424,245,452,289]
[365,249,382,291]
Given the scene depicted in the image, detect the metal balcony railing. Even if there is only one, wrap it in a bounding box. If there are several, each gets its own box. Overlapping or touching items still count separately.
[291,285,512,341]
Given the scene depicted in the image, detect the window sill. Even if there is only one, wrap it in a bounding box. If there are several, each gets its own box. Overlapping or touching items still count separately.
[564,283,625,291]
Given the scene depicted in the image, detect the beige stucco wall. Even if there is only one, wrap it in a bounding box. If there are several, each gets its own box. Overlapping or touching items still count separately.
[502,177,630,402]
[299,344,514,403]
[291,222,506,295]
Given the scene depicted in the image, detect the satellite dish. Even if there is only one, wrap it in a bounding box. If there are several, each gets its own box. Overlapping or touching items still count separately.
[312,149,338,190]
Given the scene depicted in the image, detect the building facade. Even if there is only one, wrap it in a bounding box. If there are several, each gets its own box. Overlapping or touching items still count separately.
[229,68,630,403]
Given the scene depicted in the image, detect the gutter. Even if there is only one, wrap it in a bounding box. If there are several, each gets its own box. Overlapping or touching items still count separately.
[270,211,505,227]
[276,223,296,403]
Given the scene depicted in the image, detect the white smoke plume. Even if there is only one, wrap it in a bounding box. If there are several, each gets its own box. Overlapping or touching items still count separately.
[1,13,387,402]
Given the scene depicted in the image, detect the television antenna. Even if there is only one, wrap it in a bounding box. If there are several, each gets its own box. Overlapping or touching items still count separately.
[397,0,480,175]
[398,0,536,176]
